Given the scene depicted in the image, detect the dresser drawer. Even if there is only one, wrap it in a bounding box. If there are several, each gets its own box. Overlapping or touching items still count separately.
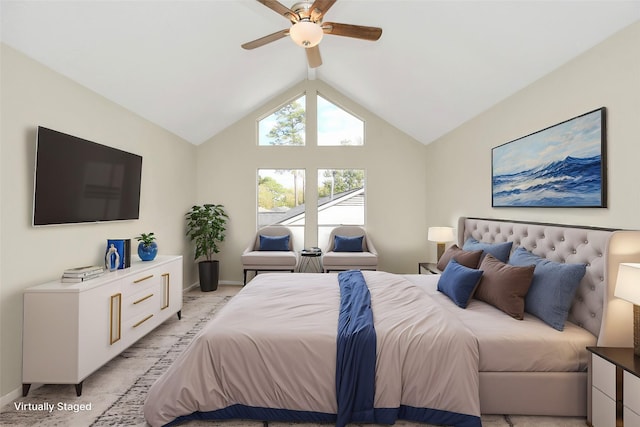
[624,371,640,414]
[592,354,616,398]
[123,288,159,321]
[591,386,616,427]
[123,271,160,296]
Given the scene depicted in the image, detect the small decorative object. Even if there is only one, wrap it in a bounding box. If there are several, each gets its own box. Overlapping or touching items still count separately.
[492,107,606,208]
[135,232,158,261]
[185,204,228,292]
[105,243,120,271]
[105,239,131,270]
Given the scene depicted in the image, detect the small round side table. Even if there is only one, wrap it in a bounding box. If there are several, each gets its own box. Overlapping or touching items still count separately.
[299,249,323,273]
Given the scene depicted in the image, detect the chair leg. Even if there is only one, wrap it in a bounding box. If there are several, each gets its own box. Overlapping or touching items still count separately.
[243,269,247,286]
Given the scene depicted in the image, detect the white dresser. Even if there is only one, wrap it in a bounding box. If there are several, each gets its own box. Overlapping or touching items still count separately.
[22,255,183,396]
[588,347,640,427]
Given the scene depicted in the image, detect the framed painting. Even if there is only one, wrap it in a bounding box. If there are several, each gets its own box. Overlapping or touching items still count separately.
[492,107,607,208]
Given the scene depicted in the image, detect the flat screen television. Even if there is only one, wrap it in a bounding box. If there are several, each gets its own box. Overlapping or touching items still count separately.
[33,126,142,226]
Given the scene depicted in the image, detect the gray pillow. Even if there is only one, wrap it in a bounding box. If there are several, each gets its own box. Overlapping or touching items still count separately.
[475,254,535,320]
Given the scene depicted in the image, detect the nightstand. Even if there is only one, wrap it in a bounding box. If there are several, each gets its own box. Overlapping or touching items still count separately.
[587,346,640,427]
[418,262,441,275]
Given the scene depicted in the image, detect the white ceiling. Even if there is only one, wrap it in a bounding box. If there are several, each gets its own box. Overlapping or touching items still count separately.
[2,0,639,145]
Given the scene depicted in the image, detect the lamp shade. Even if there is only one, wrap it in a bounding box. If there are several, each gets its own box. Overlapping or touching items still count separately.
[428,227,455,243]
[615,263,640,305]
[289,20,323,48]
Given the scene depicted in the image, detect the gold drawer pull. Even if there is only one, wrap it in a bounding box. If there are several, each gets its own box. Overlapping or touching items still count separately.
[133,275,154,283]
[133,294,153,305]
[133,314,153,328]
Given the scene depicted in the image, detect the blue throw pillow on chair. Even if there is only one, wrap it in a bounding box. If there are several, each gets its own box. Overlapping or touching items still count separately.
[334,235,364,252]
[259,234,290,251]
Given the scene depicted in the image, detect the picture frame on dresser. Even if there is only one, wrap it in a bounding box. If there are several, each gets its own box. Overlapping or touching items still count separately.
[491,107,607,208]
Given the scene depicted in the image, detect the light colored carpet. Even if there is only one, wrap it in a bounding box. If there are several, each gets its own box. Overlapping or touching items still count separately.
[0,285,587,427]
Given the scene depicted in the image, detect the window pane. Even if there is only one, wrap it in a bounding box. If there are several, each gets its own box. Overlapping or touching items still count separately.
[258,95,306,146]
[317,169,365,226]
[317,95,363,146]
[258,169,306,229]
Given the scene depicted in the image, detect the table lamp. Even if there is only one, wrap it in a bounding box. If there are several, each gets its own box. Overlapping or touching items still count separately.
[614,263,640,357]
[428,227,455,262]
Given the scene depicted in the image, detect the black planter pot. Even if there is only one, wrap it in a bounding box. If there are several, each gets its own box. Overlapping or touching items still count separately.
[198,260,219,292]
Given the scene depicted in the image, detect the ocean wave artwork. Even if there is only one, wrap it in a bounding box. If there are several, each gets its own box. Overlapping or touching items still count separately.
[492,108,605,207]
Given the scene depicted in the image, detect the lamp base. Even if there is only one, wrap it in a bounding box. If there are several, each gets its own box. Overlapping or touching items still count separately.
[634,304,640,358]
[436,243,445,262]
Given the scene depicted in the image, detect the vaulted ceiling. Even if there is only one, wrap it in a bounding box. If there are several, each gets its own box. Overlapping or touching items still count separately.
[2,1,639,145]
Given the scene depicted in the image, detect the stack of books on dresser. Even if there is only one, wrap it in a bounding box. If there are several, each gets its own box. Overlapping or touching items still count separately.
[61,265,105,283]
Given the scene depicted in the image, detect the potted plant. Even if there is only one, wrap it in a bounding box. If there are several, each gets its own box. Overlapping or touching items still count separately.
[185,204,228,292]
[135,232,158,261]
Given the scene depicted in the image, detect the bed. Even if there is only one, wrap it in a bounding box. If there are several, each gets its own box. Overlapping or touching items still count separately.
[144,217,640,427]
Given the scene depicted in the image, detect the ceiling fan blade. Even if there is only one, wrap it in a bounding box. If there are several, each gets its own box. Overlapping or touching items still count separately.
[257,0,299,23]
[322,22,382,41]
[306,45,322,68]
[309,0,337,21]
[241,29,289,50]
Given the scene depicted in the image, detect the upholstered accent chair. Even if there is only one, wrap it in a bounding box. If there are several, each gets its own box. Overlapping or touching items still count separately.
[241,226,299,285]
[322,226,378,273]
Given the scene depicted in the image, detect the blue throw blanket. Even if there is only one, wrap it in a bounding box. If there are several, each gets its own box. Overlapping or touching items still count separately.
[336,270,377,427]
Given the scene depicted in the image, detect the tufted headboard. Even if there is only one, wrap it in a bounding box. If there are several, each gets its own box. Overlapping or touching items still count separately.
[458,217,640,346]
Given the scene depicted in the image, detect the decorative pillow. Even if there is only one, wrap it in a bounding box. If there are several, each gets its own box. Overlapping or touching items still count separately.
[437,259,484,308]
[259,234,290,251]
[463,238,513,263]
[509,247,587,331]
[437,244,483,271]
[475,254,535,320]
[334,235,364,252]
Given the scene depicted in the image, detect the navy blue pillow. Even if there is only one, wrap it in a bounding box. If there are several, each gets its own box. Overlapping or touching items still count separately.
[334,235,363,252]
[259,234,290,251]
[463,238,513,263]
[437,259,484,308]
[509,247,586,331]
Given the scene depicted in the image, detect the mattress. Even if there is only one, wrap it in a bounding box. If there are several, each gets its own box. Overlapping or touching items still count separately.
[403,274,596,372]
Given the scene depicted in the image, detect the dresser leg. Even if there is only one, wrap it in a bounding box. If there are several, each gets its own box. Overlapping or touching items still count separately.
[22,384,31,397]
[177,310,182,320]
[75,382,83,396]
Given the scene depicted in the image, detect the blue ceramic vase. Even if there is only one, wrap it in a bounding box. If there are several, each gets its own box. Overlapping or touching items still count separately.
[138,242,158,261]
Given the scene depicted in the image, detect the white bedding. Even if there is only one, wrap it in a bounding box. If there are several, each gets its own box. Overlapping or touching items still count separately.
[404,274,596,372]
[144,271,481,427]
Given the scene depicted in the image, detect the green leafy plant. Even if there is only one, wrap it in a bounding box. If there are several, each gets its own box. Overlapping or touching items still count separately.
[135,232,156,248]
[185,204,229,261]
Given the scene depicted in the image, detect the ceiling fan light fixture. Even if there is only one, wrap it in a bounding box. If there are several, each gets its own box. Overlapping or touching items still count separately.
[289,20,323,48]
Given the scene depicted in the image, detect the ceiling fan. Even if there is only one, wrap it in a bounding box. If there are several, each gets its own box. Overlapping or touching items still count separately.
[241,0,383,68]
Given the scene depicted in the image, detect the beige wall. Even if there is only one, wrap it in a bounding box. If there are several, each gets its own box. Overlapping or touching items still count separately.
[425,22,640,234]
[0,44,197,398]
[196,79,429,283]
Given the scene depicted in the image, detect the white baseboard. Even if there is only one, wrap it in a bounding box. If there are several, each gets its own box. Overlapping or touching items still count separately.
[1,383,42,408]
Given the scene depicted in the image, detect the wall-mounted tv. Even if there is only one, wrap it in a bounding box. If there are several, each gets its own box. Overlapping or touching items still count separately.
[33,127,143,226]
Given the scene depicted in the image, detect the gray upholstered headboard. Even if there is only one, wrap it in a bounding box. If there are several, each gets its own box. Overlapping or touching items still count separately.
[458,217,640,346]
